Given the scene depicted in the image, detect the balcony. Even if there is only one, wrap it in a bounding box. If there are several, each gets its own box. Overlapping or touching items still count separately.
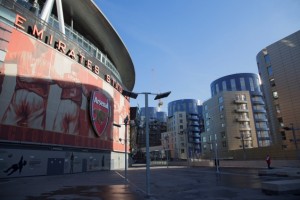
[188,115,199,121]
[194,139,201,144]
[239,126,251,131]
[254,117,268,122]
[251,91,263,96]
[256,127,270,131]
[188,127,200,132]
[235,108,249,113]
[188,121,200,126]
[253,108,267,113]
[234,99,247,104]
[236,117,250,122]
[252,99,265,105]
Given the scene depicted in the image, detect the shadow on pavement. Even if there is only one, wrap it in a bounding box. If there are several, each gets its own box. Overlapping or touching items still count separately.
[26,185,141,200]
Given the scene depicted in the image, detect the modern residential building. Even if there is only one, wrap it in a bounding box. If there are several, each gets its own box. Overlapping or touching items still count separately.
[0,0,135,177]
[256,30,300,151]
[162,99,202,160]
[202,73,270,158]
[136,107,167,148]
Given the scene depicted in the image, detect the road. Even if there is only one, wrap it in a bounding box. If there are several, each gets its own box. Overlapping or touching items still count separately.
[1,166,299,199]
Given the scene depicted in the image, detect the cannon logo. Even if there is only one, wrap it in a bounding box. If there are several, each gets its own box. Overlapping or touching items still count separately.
[90,91,110,137]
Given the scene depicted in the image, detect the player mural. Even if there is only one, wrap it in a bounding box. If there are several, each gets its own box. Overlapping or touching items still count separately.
[0,23,130,152]
[1,27,55,129]
[52,63,90,135]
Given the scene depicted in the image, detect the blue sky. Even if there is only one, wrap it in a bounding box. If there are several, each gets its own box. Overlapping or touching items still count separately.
[95,0,300,113]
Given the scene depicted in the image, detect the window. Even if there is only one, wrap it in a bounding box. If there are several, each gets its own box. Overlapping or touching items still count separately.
[221,132,226,139]
[219,105,224,112]
[264,54,271,65]
[222,141,227,148]
[240,78,246,90]
[205,112,209,119]
[218,96,224,104]
[269,78,275,87]
[222,81,227,91]
[211,86,215,96]
[267,66,273,76]
[230,79,236,91]
[272,91,279,99]
[206,120,210,126]
[216,84,220,93]
[278,117,284,127]
[281,131,286,140]
[249,77,255,91]
[275,104,281,113]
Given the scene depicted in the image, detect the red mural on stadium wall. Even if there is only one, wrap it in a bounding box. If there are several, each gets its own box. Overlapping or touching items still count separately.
[0,23,130,152]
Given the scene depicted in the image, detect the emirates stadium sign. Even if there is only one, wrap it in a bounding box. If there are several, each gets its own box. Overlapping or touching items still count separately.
[90,91,110,137]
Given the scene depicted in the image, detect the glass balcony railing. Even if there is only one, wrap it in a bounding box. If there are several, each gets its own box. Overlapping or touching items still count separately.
[48,16,122,82]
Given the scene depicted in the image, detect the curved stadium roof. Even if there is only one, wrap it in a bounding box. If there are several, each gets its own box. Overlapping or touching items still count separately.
[60,0,135,91]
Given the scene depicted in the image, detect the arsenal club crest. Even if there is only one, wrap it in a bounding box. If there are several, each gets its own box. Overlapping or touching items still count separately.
[90,91,110,137]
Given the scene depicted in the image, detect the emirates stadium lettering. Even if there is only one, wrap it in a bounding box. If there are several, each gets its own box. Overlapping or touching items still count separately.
[14,14,124,95]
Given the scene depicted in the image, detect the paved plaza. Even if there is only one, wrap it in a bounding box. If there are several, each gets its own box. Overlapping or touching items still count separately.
[1,165,300,200]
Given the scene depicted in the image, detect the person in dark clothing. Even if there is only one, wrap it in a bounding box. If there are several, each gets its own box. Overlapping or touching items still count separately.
[70,153,74,173]
[266,155,271,169]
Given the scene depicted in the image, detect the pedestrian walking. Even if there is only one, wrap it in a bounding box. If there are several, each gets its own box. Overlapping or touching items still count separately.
[266,155,271,169]
[70,153,74,173]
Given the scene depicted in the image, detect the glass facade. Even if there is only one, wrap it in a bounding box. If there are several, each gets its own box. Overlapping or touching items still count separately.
[168,99,202,153]
[210,73,261,96]
[168,99,200,117]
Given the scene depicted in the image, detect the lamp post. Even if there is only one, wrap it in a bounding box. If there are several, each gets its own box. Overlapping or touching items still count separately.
[214,138,219,173]
[208,117,219,173]
[122,89,171,197]
[234,134,250,160]
[124,116,128,184]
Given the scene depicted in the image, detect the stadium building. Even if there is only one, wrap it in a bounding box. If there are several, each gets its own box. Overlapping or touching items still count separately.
[0,0,135,177]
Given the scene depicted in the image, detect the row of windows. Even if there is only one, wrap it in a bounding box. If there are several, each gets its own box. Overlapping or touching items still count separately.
[213,77,259,95]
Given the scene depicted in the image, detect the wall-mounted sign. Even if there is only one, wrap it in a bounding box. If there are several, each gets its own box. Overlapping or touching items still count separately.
[90,91,111,137]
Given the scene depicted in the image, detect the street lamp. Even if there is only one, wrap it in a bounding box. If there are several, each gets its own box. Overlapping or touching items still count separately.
[207,117,219,173]
[122,89,171,197]
[113,115,129,184]
[234,134,250,160]
[214,138,219,173]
